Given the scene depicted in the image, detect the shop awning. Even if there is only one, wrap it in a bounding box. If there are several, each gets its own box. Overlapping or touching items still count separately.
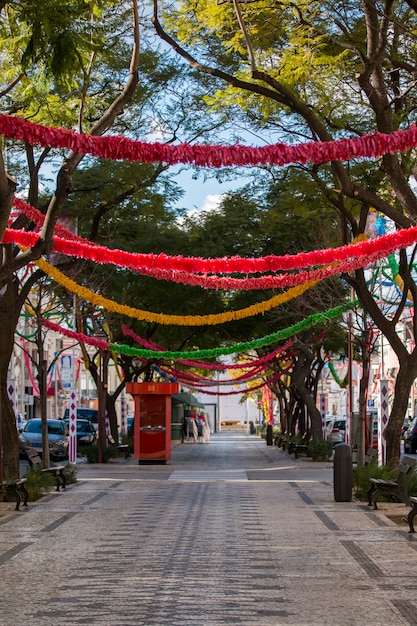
[172,392,205,408]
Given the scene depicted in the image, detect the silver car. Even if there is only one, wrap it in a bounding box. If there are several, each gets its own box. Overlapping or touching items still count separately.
[326,419,346,445]
[19,418,69,461]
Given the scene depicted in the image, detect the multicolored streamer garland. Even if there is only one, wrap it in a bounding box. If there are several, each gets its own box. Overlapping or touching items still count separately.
[34,257,320,326]
[121,325,294,369]
[42,300,355,360]
[174,371,285,396]
[2,114,417,167]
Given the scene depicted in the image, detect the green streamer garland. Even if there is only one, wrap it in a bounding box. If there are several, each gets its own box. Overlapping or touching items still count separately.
[15,328,38,339]
[328,360,348,388]
[388,254,399,277]
[109,301,356,360]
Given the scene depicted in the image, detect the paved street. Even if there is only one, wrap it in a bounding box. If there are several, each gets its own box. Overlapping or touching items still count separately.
[1,431,417,625]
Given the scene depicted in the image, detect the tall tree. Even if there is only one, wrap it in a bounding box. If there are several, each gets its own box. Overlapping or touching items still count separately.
[181,177,348,439]
[152,0,417,463]
[0,1,143,477]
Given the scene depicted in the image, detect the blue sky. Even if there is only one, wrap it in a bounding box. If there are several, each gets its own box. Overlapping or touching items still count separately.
[171,165,251,214]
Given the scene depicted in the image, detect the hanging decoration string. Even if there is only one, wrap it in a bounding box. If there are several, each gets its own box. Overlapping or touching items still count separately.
[42,300,355,360]
[19,338,55,395]
[9,197,417,275]
[34,257,320,326]
[161,362,268,386]
[177,371,285,396]
[327,359,349,388]
[121,325,293,369]
[15,327,37,339]
[2,114,417,167]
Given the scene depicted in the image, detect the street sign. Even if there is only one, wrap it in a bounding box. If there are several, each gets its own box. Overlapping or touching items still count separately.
[61,355,73,389]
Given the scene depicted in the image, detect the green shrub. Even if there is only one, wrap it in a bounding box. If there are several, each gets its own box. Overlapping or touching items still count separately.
[80,444,118,463]
[353,459,396,501]
[23,465,56,501]
[308,439,333,461]
[408,467,417,495]
[63,462,77,485]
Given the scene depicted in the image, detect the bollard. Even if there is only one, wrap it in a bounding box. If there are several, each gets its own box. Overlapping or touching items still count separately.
[266,423,273,446]
[333,443,352,502]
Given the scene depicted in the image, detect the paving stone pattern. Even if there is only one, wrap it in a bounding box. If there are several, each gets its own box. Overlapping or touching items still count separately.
[0,432,417,625]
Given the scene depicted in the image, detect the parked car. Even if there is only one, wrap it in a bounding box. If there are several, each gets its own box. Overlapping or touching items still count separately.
[19,418,69,461]
[63,418,97,446]
[63,408,99,430]
[402,417,411,436]
[403,417,417,453]
[16,412,24,431]
[327,419,346,445]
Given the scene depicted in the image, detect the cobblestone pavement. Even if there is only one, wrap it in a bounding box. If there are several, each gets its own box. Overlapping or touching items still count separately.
[1,432,417,625]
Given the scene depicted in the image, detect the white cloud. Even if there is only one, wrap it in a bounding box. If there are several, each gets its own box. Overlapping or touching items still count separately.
[201,193,223,213]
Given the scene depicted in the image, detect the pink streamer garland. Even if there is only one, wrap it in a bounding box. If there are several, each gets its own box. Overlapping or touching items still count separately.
[42,320,109,350]
[2,114,417,167]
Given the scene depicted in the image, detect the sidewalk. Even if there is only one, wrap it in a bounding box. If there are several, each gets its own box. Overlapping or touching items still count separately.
[1,431,417,625]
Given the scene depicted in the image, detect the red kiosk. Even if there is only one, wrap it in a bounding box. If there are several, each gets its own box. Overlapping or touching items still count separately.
[126,382,179,464]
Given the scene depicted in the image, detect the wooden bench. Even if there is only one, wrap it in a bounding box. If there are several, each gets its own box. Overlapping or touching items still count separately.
[288,434,310,458]
[281,437,291,451]
[367,455,416,510]
[25,449,67,491]
[107,434,130,459]
[404,497,417,533]
[0,478,28,511]
[274,433,286,447]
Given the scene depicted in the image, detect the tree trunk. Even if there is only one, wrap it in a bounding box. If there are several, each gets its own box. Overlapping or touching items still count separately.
[357,334,372,465]
[0,276,20,478]
[385,362,417,464]
[291,349,323,440]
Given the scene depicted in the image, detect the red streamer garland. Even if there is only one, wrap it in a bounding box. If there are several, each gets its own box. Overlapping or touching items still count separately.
[9,197,417,277]
[2,114,417,167]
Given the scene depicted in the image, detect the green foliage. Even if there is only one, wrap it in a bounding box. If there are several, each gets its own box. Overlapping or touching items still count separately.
[80,444,118,464]
[63,463,78,485]
[23,465,56,501]
[353,461,396,501]
[308,439,333,461]
[1,463,76,504]
[354,460,417,503]
[4,0,106,87]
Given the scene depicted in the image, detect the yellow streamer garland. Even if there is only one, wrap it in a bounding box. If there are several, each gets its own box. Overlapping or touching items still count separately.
[36,258,320,326]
